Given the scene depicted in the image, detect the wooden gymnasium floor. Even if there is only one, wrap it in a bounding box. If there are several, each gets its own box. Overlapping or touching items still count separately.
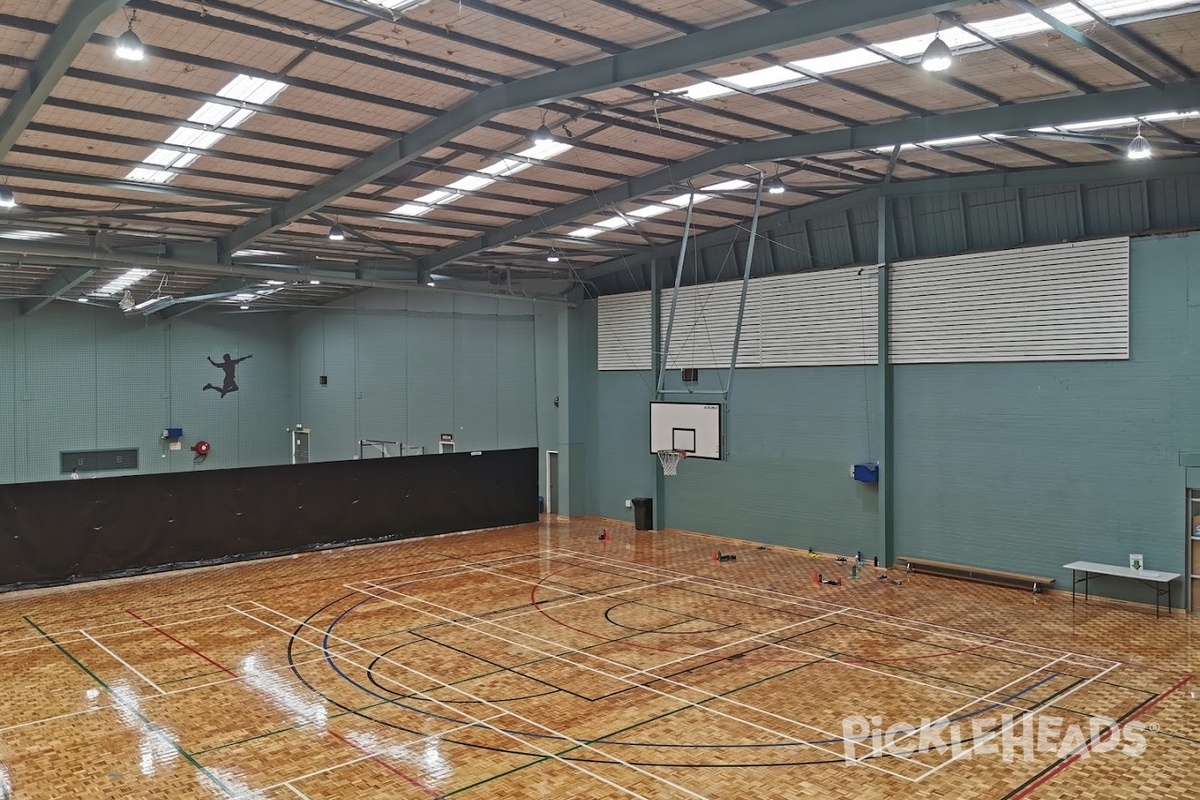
[0,519,1195,799]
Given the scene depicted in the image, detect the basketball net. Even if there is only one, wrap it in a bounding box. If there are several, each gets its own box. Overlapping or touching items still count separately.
[657,449,685,477]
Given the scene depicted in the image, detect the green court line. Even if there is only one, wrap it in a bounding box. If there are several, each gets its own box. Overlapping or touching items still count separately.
[23,616,235,797]
[439,654,830,798]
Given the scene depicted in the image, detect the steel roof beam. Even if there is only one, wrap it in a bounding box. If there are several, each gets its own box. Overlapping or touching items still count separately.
[19,267,96,315]
[410,78,1200,275]
[584,155,1200,280]
[1008,0,1164,89]
[0,0,128,159]
[1066,0,1192,80]
[219,0,974,254]
[157,277,249,321]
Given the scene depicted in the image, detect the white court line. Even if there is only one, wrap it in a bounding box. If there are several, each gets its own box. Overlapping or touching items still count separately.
[10,604,234,643]
[361,551,551,588]
[0,609,237,662]
[284,784,311,799]
[862,655,1070,760]
[352,581,921,780]
[383,563,691,626]
[0,607,237,655]
[422,563,844,676]
[737,630,1049,718]
[234,715,505,800]
[519,551,1114,716]
[0,702,116,735]
[231,602,692,800]
[80,630,165,695]
[557,547,1123,669]
[620,610,842,679]
[548,549,1056,662]
[552,548,1116,668]
[917,661,1119,781]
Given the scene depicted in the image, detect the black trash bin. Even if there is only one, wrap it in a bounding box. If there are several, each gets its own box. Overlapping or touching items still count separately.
[632,497,653,531]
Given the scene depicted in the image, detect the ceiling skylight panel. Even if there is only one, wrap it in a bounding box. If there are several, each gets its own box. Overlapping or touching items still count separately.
[569,227,602,238]
[683,82,735,101]
[481,157,530,178]
[595,217,629,230]
[628,205,672,219]
[1090,0,1193,17]
[218,75,287,105]
[519,141,574,161]
[92,268,154,297]
[413,189,459,205]
[189,102,236,128]
[726,65,807,91]
[877,28,982,60]
[665,193,712,207]
[391,142,575,216]
[366,0,430,9]
[126,75,288,185]
[142,148,179,167]
[677,1,1197,104]
[705,179,753,192]
[165,128,224,151]
[791,48,887,75]
[446,175,495,193]
[127,167,175,184]
[0,230,64,240]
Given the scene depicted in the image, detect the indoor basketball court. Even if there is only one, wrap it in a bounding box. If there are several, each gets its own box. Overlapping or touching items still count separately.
[1,0,1199,798]
[0,523,1195,799]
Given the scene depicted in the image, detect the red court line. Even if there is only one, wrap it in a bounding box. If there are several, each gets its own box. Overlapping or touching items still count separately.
[125,610,237,678]
[327,729,439,798]
[1009,674,1193,800]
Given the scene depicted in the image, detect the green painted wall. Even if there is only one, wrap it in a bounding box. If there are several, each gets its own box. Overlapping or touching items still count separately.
[0,302,291,483]
[585,232,1198,604]
[288,291,544,463]
[593,363,879,554]
[894,232,1199,593]
[0,289,553,488]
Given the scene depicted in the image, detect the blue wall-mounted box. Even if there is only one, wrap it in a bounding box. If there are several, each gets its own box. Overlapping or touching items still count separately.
[853,463,878,483]
[164,427,183,439]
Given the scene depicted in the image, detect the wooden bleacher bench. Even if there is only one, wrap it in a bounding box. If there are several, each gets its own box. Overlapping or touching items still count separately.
[897,556,1055,594]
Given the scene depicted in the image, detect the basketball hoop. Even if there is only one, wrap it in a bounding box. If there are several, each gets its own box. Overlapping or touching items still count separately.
[657,449,686,477]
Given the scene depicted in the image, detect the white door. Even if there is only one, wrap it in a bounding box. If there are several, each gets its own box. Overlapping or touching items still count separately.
[546,451,559,514]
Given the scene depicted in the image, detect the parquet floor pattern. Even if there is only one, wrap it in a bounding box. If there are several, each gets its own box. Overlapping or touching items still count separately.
[0,518,1195,798]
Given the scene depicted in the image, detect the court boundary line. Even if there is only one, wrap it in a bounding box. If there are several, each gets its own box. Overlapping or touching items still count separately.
[552,549,1119,669]
[414,564,1059,717]
[80,630,166,695]
[231,601,704,800]
[349,581,923,780]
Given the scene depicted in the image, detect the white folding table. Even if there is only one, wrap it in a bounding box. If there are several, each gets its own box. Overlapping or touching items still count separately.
[1063,561,1180,618]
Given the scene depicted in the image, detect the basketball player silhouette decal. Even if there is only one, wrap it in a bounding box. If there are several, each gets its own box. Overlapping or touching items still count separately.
[203,353,252,398]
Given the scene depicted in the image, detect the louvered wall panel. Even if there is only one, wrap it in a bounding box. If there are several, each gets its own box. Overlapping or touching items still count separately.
[660,281,762,370]
[597,293,652,371]
[758,269,879,367]
[890,237,1129,363]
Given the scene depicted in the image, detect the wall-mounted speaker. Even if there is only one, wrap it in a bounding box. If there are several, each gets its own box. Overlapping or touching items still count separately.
[681,368,699,383]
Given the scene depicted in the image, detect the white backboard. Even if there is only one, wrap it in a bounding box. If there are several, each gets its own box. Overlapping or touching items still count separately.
[649,402,722,459]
